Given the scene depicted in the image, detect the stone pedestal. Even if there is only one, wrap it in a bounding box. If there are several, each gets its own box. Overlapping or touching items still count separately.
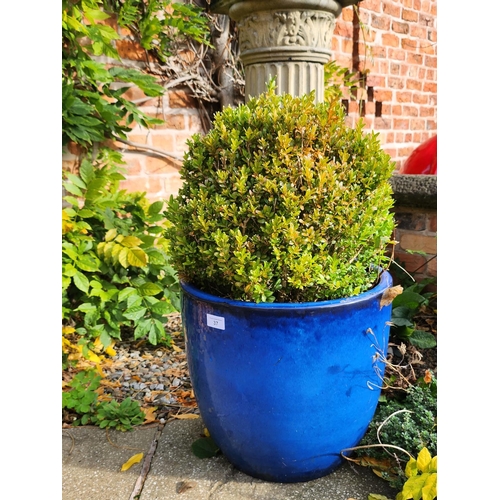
[209,0,360,102]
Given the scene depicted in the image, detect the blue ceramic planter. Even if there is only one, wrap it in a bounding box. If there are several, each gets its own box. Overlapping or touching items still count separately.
[181,271,393,483]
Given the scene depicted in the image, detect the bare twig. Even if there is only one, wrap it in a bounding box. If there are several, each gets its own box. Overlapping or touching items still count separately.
[115,138,184,163]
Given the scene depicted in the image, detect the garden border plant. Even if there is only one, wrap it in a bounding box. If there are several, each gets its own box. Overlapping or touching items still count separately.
[62,0,212,430]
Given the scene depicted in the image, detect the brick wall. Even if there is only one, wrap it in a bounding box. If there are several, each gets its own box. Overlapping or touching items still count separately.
[63,0,437,201]
[332,0,437,171]
[392,206,437,285]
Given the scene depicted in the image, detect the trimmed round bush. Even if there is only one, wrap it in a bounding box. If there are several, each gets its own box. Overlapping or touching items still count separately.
[165,85,395,303]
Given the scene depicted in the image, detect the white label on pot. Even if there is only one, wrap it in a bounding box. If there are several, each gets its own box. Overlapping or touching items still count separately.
[207,313,225,330]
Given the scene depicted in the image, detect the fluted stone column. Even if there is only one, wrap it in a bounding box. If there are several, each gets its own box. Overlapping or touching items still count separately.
[209,0,360,103]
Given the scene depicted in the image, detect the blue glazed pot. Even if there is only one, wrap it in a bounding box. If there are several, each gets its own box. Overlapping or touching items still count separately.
[181,271,393,483]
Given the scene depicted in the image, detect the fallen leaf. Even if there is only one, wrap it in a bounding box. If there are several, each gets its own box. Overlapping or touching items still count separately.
[121,452,144,471]
[172,414,200,420]
[172,344,183,352]
[380,285,403,309]
[142,407,158,424]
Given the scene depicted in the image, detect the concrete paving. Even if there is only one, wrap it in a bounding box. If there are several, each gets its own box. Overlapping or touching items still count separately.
[62,419,397,500]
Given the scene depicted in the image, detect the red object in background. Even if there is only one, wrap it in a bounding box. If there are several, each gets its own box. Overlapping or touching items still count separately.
[400,135,437,175]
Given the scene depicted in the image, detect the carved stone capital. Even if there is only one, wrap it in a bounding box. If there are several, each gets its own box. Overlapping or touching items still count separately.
[207,0,353,102]
[239,10,336,64]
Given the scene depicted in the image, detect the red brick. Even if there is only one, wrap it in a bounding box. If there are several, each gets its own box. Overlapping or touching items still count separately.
[145,156,180,174]
[341,6,354,22]
[331,37,339,52]
[410,24,426,39]
[151,114,186,130]
[374,89,393,101]
[391,105,402,116]
[396,91,412,103]
[169,90,197,108]
[360,0,382,12]
[388,48,406,61]
[402,9,418,22]
[402,105,418,117]
[189,115,203,131]
[418,68,427,79]
[394,211,427,231]
[413,0,422,9]
[390,63,401,75]
[393,250,427,274]
[410,118,425,129]
[402,38,418,51]
[428,214,437,233]
[388,77,405,89]
[426,120,437,130]
[426,255,437,277]
[400,233,436,254]
[383,1,401,17]
[371,14,390,30]
[394,118,410,129]
[419,107,435,117]
[413,93,428,104]
[116,40,147,61]
[425,55,437,68]
[342,38,353,53]
[392,21,410,34]
[174,132,193,153]
[371,46,387,58]
[402,0,413,7]
[423,82,437,93]
[427,29,437,44]
[418,13,434,27]
[381,103,392,115]
[407,79,423,91]
[334,20,353,38]
[151,134,174,150]
[421,0,432,13]
[407,53,423,65]
[382,33,400,47]
[163,174,184,198]
[374,117,392,130]
[121,155,143,175]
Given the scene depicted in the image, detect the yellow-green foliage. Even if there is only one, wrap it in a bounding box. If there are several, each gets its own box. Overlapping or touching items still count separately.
[165,83,395,302]
[396,447,437,500]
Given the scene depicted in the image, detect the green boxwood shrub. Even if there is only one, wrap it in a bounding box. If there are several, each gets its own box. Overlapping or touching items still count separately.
[165,83,395,303]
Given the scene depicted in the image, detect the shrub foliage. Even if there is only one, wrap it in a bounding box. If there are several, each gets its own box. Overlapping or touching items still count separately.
[165,84,395,302]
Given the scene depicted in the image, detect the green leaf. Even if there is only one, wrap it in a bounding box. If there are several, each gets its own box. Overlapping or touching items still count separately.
[127,247,148,267]
[191,437,220,459]
[123,306,147,321]
[73,271,89,293]
[148,201,164,215]
[409,330,437,349]
[139,282,162,296]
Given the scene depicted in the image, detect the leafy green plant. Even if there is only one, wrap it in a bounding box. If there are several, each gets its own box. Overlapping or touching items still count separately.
[165,81,395,303]
[390,280,436,349]
[62,0,210,152]
[92,397,145,431]
[357,383,437,490]
[395,447,437,500]
[367,448,437,500]
[63,150,180,354]
[62,369,101,425]
[63,369,145,430]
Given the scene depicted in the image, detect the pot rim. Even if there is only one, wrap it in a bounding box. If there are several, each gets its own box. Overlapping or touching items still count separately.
[180,269,392,311]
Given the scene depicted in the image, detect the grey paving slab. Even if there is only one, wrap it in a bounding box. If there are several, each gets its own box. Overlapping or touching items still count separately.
[62,425,160,500]
[140,419,397,500]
